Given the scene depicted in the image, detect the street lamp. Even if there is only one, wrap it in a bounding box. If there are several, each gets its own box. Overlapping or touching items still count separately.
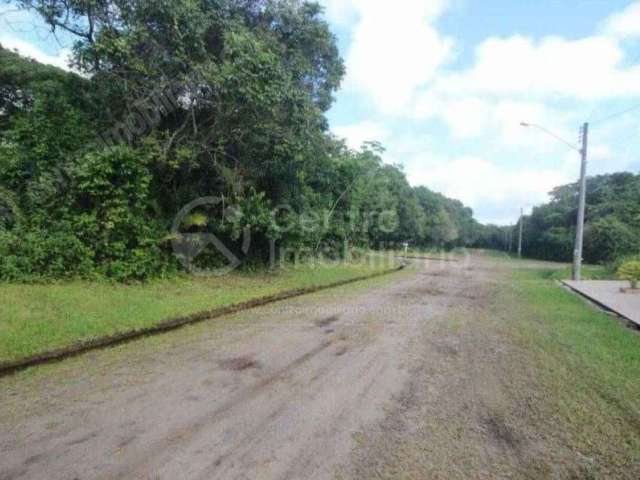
[520,121,589,281]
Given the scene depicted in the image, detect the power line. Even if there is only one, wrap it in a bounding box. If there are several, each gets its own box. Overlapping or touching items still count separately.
[586,49,640,123]
[590,102,640,125]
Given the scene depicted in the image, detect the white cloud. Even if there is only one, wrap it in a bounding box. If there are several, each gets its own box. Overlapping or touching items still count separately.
[332,0,454,114]
[493,100,579,152]
[434,34,640,100]
[332,121,390,150]
[329,0,640,123]
[602,1,640,38]
[439,97,492,138]
[0,35,73,71]
[406,156,572,220]
[414,93,577,154]
[429,157,558,205]
[407,16,640,182]
[0,4,76,71]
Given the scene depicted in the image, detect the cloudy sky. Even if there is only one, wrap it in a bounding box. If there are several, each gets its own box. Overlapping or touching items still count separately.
[321,0,640,224]
[2,1,640,224]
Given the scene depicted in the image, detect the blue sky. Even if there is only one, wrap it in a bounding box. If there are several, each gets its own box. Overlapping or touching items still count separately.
[322,0,640,224]
[2,1,640,224]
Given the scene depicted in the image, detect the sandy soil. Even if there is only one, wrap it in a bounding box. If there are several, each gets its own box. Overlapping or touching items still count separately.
[0,255,591,479]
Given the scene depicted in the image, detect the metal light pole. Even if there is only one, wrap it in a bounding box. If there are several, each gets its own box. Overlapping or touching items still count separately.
[520,122,589,281]
[518,208,524,259]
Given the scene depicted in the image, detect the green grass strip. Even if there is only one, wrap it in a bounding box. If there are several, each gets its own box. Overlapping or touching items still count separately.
[508,267,640,474]
[0,262,400,370]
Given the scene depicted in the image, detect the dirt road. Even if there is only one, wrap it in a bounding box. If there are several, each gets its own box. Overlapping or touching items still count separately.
[0,256,601,479]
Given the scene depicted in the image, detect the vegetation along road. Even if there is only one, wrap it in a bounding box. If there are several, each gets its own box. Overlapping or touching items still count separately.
[1,252,638,479]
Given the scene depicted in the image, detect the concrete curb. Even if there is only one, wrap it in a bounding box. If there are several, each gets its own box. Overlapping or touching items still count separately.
[0,265,405,377]
[559,280,640,330]
[557,280,617,317]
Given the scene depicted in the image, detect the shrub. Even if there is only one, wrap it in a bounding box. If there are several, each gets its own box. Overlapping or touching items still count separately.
[0,227,95,281]
[609,254,640,273]
[584,217,640,264]
[0,146,173,282]
[618,260,640,289]
[66,146,170,281]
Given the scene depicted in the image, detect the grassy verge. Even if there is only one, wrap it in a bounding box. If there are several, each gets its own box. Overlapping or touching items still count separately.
[483,250,612,280]
[507,266,640,476]
[0,260,397,365]
[542,264,615,281]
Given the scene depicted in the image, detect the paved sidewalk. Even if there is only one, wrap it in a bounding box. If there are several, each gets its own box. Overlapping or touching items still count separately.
[563,281,640,327]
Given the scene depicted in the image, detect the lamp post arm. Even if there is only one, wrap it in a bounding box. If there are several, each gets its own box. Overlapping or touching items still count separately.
[520,123,581,152]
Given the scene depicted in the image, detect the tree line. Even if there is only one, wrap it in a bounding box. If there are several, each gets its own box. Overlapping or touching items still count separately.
[482,173,640,266]
[0,0,482,281]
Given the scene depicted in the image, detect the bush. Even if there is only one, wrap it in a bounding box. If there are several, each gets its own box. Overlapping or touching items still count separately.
[0,227,95,281]
[618,260,640,289]
[526,227,575,262]
[0,146,173,282]
[584,217,640,264]
[608,253,640,273]
[66,146,171,281]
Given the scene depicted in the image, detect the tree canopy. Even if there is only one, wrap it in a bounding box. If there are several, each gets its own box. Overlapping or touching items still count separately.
[475,172,640,265]
[0,0,482,281]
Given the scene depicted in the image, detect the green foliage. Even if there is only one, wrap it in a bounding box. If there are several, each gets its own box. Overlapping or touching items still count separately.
[0,260,397,364]
[183,214,209,229]
[542,264,614,282]
[68,146,169,280]
[584,216,640,264]
[0,1,481,282]
[618,260,640,289]
[0,227,95,281]
[510,266,640,471]
[0,145,171,282]
[609,253,640,273]
[480,173,640,264]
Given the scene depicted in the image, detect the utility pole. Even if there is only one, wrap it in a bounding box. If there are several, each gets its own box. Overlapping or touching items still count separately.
[520,121,589,280]
[518,208,524,258]
[572,123,589,281]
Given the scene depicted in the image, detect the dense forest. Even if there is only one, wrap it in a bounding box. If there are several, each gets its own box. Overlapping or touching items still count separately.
[0,0,482,281]
[483,173,640,266]
[524,173,640,265]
